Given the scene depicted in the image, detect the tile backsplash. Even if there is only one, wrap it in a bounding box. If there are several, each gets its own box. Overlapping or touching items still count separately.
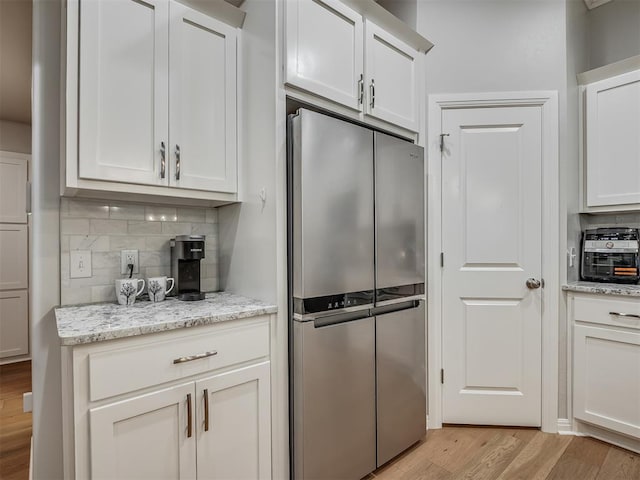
[60,198,218,305]
[580,212,640,230]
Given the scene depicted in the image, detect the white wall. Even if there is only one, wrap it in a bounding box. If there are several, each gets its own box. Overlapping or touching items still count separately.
[564,0,590,420]
[31,0,63,477]
[218,0,278,304]
[589,0,640,69]
[417,0,571,421]
[0,120,31,154]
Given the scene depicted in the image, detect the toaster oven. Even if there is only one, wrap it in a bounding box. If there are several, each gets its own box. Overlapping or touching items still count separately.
[581,228,640,284]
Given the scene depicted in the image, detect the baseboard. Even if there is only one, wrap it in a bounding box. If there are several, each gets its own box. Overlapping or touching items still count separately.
[557,418,574,435]
[575,420,640,454]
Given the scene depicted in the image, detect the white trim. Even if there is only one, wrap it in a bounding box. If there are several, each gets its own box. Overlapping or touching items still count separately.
[427,91,560,433]
[557,418,574,435]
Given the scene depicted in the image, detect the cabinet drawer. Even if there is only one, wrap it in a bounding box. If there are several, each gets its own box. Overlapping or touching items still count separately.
[573,295,640,331]
[88,320,269,402]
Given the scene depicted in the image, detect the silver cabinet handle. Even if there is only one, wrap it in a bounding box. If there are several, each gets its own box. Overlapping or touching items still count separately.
[609,312,640,319]
[175,144,181,180]
[203,388,210,432]
[358,74,364,105]
[186,393,193,438]
[526,278,541,289]
[369,79,375,109]
[160,141,166,179]
[173,350,218,364]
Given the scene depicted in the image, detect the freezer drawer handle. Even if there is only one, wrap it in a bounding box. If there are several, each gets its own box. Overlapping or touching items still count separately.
[609,311,640,319]
[173,350,218,364]
[314,310,371,328]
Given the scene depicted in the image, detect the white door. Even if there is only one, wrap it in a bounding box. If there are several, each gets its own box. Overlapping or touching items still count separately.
[441,105,543,426]
[285,0,364,111]
[90,382,197,480]
[78,0,169,186]
[196,362,271,480]
[364,20,419,132]
[0,153,28,223]
[0,290,29,358]
[169,3,237,193]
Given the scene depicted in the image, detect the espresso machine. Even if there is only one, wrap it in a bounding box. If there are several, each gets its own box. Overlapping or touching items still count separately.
[170,235,206,301]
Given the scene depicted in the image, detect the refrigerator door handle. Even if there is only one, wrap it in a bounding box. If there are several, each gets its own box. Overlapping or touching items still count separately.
[371,300,420,317]
[313,309,372,328]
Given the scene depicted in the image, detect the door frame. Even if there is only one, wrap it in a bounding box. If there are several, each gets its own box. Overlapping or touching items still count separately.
[427,92,559,433]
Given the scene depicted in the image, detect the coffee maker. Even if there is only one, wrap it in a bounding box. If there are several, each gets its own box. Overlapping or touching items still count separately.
[170,235,206,301]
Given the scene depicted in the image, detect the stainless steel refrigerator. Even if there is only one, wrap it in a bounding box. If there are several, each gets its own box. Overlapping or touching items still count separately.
[288,109,426,480]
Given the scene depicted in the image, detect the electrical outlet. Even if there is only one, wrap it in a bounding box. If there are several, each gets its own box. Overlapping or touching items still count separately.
[121,250,139,275]
[70,250,92,278]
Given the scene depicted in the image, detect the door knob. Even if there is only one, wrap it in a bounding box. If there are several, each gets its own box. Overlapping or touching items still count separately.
[526,278,542,289]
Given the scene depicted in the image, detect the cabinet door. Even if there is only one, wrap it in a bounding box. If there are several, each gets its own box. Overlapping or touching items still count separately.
[285,0,364,111]
[0,224,28,290]
[196,362,271,480]
[585,69,640,207]
[0,154,28,223]
[364,20,419,132]
[574,324,640,439]
[78,0,169,186]
[0,290,28,359]
[90,382,197,480]
[169,3,237,193]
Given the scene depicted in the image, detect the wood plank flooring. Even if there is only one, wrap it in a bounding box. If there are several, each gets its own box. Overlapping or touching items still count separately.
[372,426,640,480]
[0,361,31,480]
[1,361,639,480]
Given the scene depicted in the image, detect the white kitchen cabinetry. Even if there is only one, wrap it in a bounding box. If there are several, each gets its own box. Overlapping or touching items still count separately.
[65,0,242,203]
[0,225,28,291]
[284,0,429,133]
[170,3,237,193]
[62,317,272,479]
[579,58,640,211]
[285,0,364,111]
[0,153,28,223]
[570,293,640,444]
[0,290,29,359]
[364,20,419,131]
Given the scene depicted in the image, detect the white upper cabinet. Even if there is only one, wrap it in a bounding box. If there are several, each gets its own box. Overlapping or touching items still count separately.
[66,0,241,202]
[364,20,419,131]
[583,67,640,210]
[285,0,364,111]
[284,0,428,133]
[170,4,237,193]
[79,0,169,186]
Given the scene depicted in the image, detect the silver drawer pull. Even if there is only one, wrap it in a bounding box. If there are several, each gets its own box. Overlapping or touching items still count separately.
[173,350,218,364]
[609,312,640,319]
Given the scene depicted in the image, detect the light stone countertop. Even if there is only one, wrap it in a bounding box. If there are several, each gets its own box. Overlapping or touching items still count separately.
[562,281,640,297]
[55,292,277,346]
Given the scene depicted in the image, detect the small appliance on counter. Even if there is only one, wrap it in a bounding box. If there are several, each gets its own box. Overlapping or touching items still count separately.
[581,227,640,284]
[170,235,206,301]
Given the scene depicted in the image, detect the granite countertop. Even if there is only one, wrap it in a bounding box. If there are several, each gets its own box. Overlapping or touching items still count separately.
[562,281,640,297]
[55,292,277,346]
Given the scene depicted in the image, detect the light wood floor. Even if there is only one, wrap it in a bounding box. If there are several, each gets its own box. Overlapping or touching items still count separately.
[0,361,31,480]
[371,425,640,480]
[2,361,639,480]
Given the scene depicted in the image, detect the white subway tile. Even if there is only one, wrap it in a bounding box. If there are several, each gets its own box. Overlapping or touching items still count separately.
[90,219,128,235]
[145,206,177,222]
[61,218,90,235]
[128,221,162,235]
[177,207,206,223]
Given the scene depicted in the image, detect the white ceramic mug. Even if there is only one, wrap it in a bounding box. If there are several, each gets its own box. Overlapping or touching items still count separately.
[147,276,175,303]
[115,278,145,306]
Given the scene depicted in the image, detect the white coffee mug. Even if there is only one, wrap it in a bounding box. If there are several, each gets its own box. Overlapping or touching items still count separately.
[147,276,175,303]
[115,278,145,306]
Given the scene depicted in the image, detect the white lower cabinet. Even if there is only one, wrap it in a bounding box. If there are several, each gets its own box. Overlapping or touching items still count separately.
[62,317,272,479]
[196,362,271,480]
[90,382,197,480]
[570,293,640,443]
